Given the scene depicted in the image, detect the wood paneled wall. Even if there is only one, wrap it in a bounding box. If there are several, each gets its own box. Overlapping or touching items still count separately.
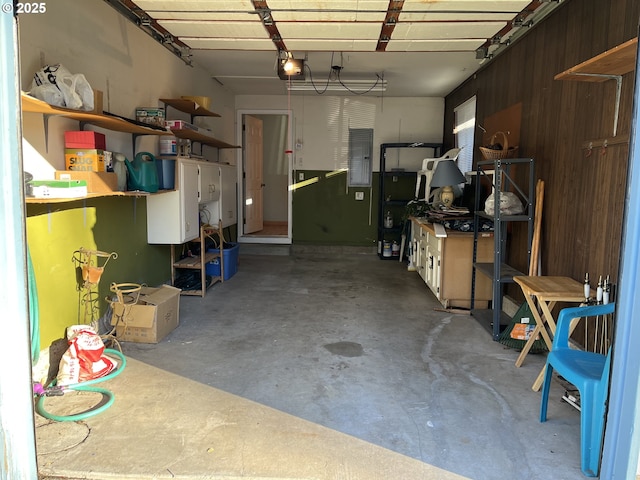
[444,0,638,302]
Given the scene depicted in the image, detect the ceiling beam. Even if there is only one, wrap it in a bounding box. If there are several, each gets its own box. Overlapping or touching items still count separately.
[252,0,287,52]
[376,0,405,52]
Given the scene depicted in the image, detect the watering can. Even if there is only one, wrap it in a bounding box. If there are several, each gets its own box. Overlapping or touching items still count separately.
[124,152,159,193]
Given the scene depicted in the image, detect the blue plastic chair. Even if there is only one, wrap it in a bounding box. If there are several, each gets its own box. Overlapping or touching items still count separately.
[540,303,615,477]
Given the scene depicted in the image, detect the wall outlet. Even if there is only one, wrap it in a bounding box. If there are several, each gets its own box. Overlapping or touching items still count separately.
[299,172,304,181]
[355,191,364,200]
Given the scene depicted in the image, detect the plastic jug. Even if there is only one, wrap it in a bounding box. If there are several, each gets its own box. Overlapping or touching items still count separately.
[124,152,159,193]
[112,153,128,191]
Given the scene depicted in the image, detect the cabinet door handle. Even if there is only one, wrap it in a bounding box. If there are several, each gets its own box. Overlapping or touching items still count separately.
[429,256,434,270]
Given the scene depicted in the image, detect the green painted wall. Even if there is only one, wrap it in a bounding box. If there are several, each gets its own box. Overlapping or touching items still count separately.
[292,170,377,246]
[26,196,169,348]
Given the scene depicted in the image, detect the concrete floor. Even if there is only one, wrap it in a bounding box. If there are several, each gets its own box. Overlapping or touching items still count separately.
[36,250,587,479]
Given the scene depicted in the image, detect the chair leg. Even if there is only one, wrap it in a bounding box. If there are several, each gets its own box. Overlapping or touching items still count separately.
[579,384,606,477]
[540,362,554,422]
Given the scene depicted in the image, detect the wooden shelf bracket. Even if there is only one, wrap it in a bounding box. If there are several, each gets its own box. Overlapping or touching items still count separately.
[570,73,623,137]
[555,37,638,138]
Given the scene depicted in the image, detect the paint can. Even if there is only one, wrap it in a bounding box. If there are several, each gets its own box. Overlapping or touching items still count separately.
[382,241,392,257]
[392,241,400,256]
[159,136,177,155]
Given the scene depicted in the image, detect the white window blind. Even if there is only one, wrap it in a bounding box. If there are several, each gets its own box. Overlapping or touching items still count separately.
[454,96,476,174]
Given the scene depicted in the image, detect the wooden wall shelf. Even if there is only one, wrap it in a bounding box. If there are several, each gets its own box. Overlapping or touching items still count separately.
[170,128,239,149]
[160,98,239,149]
[554,37,638,137]
[25,191,155,204]
[159,98,221,118]
[21,93,170,136]
[555,37,637,82]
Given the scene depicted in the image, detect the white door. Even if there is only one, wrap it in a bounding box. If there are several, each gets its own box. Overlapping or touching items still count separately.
[243,115,264,234]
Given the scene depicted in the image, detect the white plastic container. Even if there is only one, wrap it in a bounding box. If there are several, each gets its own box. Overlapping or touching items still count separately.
[384,211,393,228]
[159,136,177,155]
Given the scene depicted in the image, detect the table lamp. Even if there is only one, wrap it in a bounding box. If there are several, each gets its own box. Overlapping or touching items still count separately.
[429,159,466,207]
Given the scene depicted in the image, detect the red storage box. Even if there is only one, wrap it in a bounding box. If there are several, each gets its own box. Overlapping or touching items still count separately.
[64,131,106,150]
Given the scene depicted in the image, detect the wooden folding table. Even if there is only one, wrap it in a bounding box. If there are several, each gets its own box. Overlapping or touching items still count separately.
[512,275,590,390]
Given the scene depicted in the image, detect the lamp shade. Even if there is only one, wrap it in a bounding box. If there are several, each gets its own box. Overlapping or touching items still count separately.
[429,160,466,188]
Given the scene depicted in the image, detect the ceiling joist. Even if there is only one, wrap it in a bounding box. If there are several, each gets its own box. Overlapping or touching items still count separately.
[376,1,404,52]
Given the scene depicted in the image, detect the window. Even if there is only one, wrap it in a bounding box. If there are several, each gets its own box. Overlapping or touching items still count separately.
[454,96,476,174]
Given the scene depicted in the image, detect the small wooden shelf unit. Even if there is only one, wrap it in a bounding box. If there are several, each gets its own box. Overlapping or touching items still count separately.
[170,222,224,297]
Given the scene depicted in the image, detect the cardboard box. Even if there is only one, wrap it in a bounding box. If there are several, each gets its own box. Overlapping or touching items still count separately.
[65,148,106,172]
[55,170,117,193]
[30,179,88,198]
[164,119,198,131]
[110,285,180,344]
[136,107,165,126]
[64,131,106,150]
[90,89,103,114]
[165,119,213,136]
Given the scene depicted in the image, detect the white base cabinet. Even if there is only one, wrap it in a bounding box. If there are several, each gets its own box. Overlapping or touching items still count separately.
[411,218,493,309]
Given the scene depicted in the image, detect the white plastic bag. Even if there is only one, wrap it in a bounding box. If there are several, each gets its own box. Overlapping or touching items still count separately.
[31,64,94,111]
[30,84,64,107]
[57,325,117,386]
[73,73,94,111]
[484,191,524,216]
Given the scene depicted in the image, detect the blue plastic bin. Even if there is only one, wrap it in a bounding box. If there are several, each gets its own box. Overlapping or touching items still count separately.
[205,243,239,281]
[156,158,176,190]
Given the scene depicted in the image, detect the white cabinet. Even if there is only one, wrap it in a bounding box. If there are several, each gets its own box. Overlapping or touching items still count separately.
[147,158,237,244]
[415,227,428,282]
[219,164,237,228]
[197,163,237,228]
[411,218,493,309]
[425,232,441,298]
[147,159,199,244]
[199,162,221,204]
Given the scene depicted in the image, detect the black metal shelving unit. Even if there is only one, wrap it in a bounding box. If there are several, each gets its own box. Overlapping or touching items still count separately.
[378,142,442,260]
[470,157,535,339]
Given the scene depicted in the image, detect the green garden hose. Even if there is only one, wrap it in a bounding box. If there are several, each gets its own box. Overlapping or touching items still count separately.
[27,248,39,363]
[35,348,127,422]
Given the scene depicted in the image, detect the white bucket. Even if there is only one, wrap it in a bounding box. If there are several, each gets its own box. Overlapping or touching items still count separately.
[159,136,177,155]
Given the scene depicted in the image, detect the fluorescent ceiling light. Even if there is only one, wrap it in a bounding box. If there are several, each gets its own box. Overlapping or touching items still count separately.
[287,79,387,93]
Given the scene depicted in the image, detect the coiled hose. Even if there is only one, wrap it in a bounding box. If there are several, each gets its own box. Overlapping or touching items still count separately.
[29,248,127,422]
[35,349,127,422]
